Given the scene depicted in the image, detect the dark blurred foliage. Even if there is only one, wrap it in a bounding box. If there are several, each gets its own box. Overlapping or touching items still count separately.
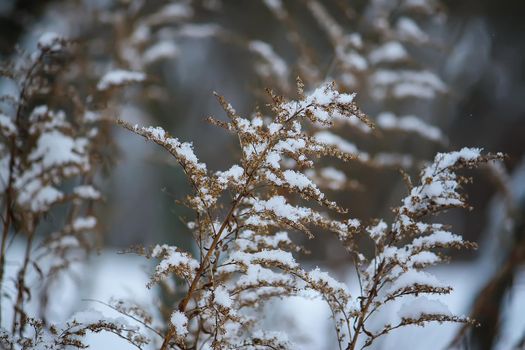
[0,0,52,55]
[1,0,524,254]
[443,0,525,248]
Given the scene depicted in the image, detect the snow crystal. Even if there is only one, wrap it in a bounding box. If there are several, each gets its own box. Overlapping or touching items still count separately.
[369,41,408,65]
[37,32,63,51]
[368,220,388,241]
[147,3,193,25]
[237,264,292,286]
[178,24,220,38]
[160,3,192,18]
[268,123,283,135]
[249,40,288,78]
[411,230,463,248]
[216,165,244,185]
[252,330,293,347]
[308,267,350,294]
[236,118,255,134]
[30,185,63,212]
[29,130,85,168]
[319,167,346,189]
[72,216,97,231]
[213,286,233,309]
[397,147,483,218]
[308,85,337,105]
[97,69,145,91]
[279,83,356,127]
[336,91,357,104]
[397,17,428,43]
[70,309,105,324]
[236,231,292,252]
[130,24,150,45]
[347,218,361,229]
[74,185,101,200]
[265,151,281,169]
[139,125,206,172]
[0,114,16,136]
[435,147,482,169]
[254,249,298,268]
[253,196,311,222]
[337,47,368,71]
[177,142,203,168]
[262,0,283,11]
[389,270,447,293]
[143,41,178,64]
[314,131,368,160]
[371,69,446,100]
[17,177,64,212]
[394,83,435,99]
[282,169,316,191]
[84,110,101,122]
[275,138,306,153]
[142,126,165,140]
[170,311,188,336]
[397,296,452,320]
[409,251,440,266]
[49,235,79,250]
[261,231,291,247]
[377,112,443,142]
[252,116,263,128]
[152,245,199,280]
[231,249,298,269]
[29,105,49,120]
[403,0,434,13]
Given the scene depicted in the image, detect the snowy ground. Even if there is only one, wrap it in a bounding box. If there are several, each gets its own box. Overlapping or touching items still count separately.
[2,246,524,349]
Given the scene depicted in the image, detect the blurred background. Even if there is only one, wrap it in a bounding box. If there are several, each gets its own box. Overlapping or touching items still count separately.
[0,0,524,349]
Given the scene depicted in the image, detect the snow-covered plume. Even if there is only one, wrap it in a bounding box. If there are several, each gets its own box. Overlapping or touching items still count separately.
[115,79,501,350]
[0,31,133,346]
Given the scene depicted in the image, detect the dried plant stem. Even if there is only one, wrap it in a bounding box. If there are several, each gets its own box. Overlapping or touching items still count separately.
[160,200,241,350]
[12,229,35,335]
[0,53,41,326]
[0,190,12,326]
[347,262,384,350]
